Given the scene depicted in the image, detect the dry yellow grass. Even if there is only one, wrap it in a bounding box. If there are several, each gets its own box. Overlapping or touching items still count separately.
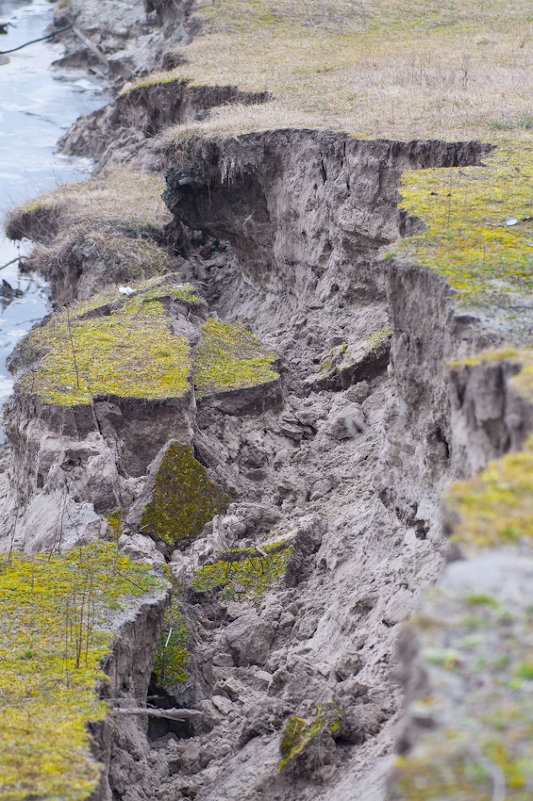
[6,169,175,293]
[139,0,533,141]
[14,168,172,231]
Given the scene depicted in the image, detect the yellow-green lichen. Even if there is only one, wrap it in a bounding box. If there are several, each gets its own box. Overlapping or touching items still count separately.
[191,540,293,601]
[366,329,393,350]
[23,293,191,406]
[0,543,164,801]
[447,344,533,551]
[140,443,230,548]
[131,282,203,307]
[153,600,190,693]
[447,435,533,550]
[279,701,342,771]
[448,347,521,368]
[318,343,347,375]
[17,279,282,409]
[315,331,391,382]
[391,143,533,308]
[194,318,279,399]
[68,279,202,320]
[106,509,124,541]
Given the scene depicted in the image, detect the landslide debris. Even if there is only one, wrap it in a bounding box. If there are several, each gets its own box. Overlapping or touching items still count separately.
[1,125,505,801]
[2,0,533,799]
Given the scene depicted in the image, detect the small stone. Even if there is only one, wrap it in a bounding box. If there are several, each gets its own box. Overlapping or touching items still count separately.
[246,469,267,482]
[254,670,273,688]
[224,613,275,666]
[343,380,370,403]
[212,694,234,716]
[382,587,413,626]
[212,652,234,667]
[328,403,367,439]
[296,408,324,426]
[280,422,304,441]
[178,739,201,774]
[279,611,296,629]
[273,448,290,468]
[213,677,241,701]
[234,582,246,594]
[309,477,334,500]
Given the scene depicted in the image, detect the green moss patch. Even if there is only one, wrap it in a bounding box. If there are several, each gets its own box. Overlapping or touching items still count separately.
[153,601,190,694]
[194,318,279,399]
[279,702,341,771]
[136,283,203,307]
[0,543,164,801]
[22,292,191,406]
[391,143,533,307]
[140,443,230,548]
[191,541,293,601]
[17,279,282,410]
[69,278,202,320]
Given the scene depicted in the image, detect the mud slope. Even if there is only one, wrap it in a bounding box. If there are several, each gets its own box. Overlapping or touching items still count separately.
[6,124,530,801]
[2,0,533,799]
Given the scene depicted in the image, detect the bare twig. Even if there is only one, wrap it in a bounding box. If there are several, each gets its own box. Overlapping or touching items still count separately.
[71,26,110,68]
[114,707,202,721]
[0,256,22,271]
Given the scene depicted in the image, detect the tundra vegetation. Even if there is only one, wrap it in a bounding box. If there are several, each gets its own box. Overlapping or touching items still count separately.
[150,0,533,140]
[16,278,277,407]
[153,601,191,693]
[191,540,294,602]
[194,318,279,398]
[22,292,192,405]
[5,170,175,292]
[0,544,165,800]
[279,701,342,771]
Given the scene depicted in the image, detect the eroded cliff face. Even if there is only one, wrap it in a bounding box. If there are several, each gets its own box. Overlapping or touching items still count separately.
[2,3,532,798]
[5,114,530,801]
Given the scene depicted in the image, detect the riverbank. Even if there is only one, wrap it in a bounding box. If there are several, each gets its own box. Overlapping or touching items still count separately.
[2,1,533,800]
[0,0,103,422]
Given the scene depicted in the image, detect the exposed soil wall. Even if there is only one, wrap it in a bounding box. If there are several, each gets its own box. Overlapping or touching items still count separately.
[2,2,532,799]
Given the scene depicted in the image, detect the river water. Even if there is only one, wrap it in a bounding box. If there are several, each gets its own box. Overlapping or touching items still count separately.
[0,0,102,418]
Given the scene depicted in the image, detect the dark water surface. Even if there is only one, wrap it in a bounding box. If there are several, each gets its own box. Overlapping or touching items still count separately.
[0,0,102,413]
